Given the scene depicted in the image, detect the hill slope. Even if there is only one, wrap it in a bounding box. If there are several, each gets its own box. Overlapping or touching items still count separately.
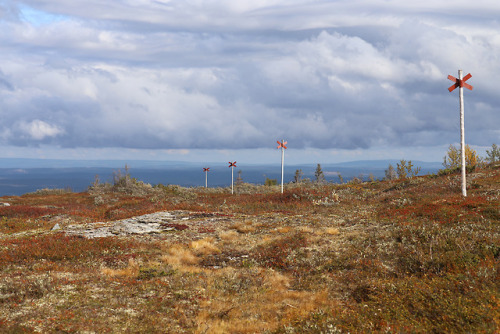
[0,166,498,333]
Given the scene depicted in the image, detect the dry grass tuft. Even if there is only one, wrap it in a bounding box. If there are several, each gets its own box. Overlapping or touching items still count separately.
[229,221,256,234]
[191,237,220,255]
[276,226,292,233]
[161,244,199,266]
[219,230,239,242]
[264,269,290,291]
[101,258,139,278]
[298,226,314,233]
[196,268,330,334]
[324,227,340,235]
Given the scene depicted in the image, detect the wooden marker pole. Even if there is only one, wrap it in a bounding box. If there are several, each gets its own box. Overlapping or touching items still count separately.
[458,70,467,197]
[448,70,473,197]
[281,144,284,194]
[228,162,237,194]
[277,140,288,194]
[203,168,210,188]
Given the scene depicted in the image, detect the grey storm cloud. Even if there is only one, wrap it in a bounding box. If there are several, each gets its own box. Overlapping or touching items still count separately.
[0,0,499,151]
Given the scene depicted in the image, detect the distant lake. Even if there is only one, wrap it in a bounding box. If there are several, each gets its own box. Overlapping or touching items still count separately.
[0,160,442,196]
[0,166,306,196]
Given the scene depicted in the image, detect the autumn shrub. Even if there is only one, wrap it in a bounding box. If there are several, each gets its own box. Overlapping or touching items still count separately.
[276,273,499,333]
[234,182,274,194]
[102,197,156,220]
[29,188,73,195]
[274,219,499,333]
[381,193,497,225]
[0,276,54,304]
[389,221,500,277]
[254,233,308,271]
[0,205,62,219]
[223,186,337,214]
[0,322,33,333]
[0,217,54,234]
[0,234,136,266]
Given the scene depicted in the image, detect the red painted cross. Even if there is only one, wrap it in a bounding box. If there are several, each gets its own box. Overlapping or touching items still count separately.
[448,73,473,92]
[228,161,237,168]
[277,140,287,149]
[203,168,210,172]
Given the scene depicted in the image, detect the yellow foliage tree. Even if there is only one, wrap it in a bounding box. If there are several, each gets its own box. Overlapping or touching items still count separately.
[443,144,478,169]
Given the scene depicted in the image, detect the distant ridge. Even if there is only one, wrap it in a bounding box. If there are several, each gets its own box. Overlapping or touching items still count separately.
[0,158,442,169]
[319,160,443,169]
[0,158,200,169]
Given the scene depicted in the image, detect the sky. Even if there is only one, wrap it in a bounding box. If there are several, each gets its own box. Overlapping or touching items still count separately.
[0,0,499,165]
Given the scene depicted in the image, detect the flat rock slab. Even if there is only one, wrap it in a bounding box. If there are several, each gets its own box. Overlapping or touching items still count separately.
[65,211,220,238]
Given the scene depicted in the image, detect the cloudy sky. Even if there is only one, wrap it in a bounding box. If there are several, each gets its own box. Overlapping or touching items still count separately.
[0,0,499,164]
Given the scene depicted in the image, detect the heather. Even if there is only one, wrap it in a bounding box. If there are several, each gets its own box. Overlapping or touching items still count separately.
[0,166,498,333]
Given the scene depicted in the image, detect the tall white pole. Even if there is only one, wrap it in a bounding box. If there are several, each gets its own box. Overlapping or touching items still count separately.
[231,166,234,194]
[205,171,208,188]
[459,70,467,197]
[280,140,285,194]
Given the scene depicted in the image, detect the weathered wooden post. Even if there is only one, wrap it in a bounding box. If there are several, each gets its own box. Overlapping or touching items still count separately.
[228,161,237,194]
[277,140,287,194]
[448,70,473,197]
[203,167,210,188]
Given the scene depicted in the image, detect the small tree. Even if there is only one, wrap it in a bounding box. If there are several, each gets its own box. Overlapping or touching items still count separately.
[443,145,460,169]
[486,143,500,165]
[466,147,478,169]
[294,169,303,183]
[236,170,244,185]
[338,173,344,184]
[385,164,397,180]
[315,164,325,183]
[396,160,421,179]
[443,144,478,170]
[264,177,277,186]
[396,160,408,179]
[350,176,362,184]
[113,164,133,187]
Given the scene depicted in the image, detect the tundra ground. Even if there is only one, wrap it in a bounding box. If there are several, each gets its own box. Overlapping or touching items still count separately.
[0,167,499,333]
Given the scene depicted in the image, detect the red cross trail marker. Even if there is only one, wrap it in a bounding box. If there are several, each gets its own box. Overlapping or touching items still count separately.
[448,73,473,92]
[228,162,237,194]
[277,140,287,149]
[447,70,473,197]
[277,140,287,194]
[203,167,210,188]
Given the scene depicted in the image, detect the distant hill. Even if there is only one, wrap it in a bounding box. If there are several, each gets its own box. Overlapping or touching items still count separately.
[321,160,442,170]
[0,158,196,169]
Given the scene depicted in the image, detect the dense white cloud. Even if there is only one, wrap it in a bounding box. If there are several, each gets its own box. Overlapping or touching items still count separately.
[0,0,498,162]
[18,119,64,140]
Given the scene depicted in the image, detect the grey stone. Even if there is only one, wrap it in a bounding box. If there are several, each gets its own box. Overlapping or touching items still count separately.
[65,211,182,238]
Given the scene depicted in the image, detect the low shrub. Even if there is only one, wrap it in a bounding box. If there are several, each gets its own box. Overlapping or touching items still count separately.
[0,234,137,266]
[254,233,308,271]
